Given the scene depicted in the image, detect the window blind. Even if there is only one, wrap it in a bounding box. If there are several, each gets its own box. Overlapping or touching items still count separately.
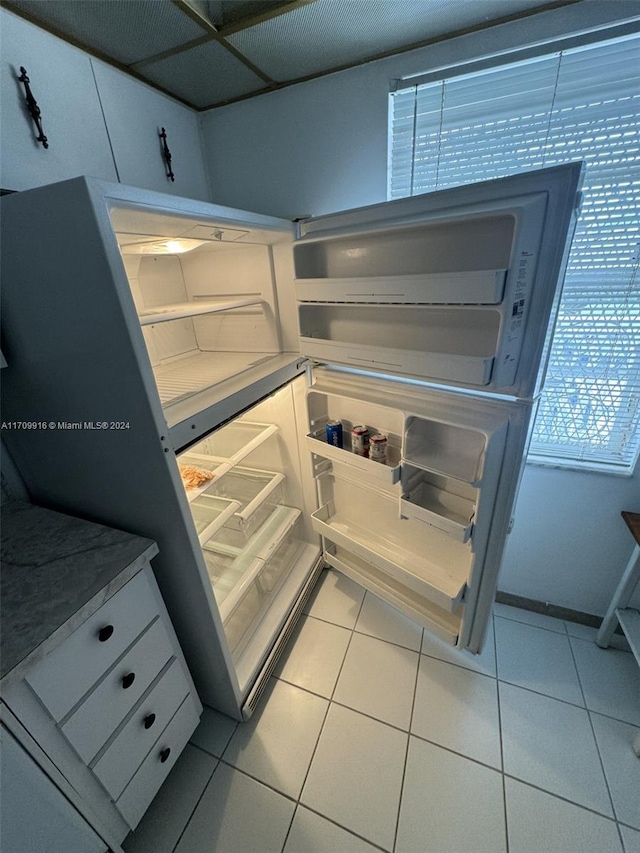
[390,34,640,474]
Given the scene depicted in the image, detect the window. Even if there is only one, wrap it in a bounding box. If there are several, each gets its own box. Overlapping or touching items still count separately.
[389,34,640,475]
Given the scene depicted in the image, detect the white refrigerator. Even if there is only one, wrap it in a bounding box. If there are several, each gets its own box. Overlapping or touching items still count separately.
[0,162,583,719]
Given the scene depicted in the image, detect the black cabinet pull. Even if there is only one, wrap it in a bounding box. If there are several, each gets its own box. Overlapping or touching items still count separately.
[143,713,156,730]
[160,747,171,763]
[121,672,136,689]
[98,625,114,642]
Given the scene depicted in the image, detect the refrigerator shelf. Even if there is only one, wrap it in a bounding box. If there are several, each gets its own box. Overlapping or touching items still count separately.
[295,269,507,305]
[399,482,475,543]
[305,433,401,484]
[138,297,264,326]
[325,546,460,645]
[311,501,466,613]
[153,352,278,407]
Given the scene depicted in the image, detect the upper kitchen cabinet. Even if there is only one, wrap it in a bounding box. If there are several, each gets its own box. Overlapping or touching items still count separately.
[0,9,117,191]
[91,63,210,203]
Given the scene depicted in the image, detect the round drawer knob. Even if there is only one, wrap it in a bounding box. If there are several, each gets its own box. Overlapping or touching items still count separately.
[98,625,114,642]
[121,672,136,689]
[160,747,171,763]
[143,713,156,730]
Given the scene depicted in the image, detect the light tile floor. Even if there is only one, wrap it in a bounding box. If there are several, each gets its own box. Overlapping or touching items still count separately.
[125,570,640,853]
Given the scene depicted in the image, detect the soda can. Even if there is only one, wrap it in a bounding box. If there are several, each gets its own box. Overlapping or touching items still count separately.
[326,420,343,448]
[369,433,388,463]
[351,425,370,457]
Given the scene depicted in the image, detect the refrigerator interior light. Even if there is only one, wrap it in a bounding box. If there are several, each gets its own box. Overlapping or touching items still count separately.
[120,238,207,255]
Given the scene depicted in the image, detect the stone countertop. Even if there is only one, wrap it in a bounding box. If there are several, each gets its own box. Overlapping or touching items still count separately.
[1,500,158,680]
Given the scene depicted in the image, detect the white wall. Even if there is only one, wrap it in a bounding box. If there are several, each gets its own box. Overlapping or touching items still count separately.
[200,0,640,615]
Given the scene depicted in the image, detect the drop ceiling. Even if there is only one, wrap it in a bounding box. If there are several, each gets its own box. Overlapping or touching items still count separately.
[5,0,580,110]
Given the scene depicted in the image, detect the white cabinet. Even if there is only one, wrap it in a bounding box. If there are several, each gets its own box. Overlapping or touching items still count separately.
[0,725,107,853]
[0,8,117,190]
[91,62,211,202]
[1,501,203,847]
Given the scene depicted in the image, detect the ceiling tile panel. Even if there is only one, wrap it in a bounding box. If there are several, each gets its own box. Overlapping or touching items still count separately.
[227,0,557,81]
[7,0,208,65]
[139,40,268,108]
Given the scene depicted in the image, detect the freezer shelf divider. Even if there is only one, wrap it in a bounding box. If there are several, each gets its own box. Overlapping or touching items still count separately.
[311,501,466,613]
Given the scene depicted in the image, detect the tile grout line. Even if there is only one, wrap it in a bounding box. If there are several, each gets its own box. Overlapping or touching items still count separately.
[169,756,221,853]
[566,631,624,842]
[502,773,627,825]
[391,632,422,853]
[493,614,510,853]
[279,585,369,853]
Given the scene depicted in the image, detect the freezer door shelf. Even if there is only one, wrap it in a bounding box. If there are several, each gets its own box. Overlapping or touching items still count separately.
[305,433,401,485]
[295,269,507,305]
[325,546,460,645]
[300,334,494,387]
[311,501,466,613]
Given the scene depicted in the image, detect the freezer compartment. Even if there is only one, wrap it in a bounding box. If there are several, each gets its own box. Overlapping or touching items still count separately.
[403,416,487,484]
[299,304,497,385]
[399,467,476,543]
[116,228,283,411]
[312,474,471,613]
[325,545,460,645]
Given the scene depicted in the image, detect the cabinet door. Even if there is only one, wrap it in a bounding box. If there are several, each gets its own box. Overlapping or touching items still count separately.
[0,8,117,191]
[0,725,107,853]
[91,61,210,202]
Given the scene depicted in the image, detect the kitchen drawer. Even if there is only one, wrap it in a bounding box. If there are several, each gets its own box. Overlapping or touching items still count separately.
[116,695,200,829]
[92,659,190,800]
[26,570,159,722]
[62,619,174,763]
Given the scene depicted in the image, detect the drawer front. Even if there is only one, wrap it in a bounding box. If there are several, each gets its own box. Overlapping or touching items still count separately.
[92,660,191,800]
[116,696,201,829]
[62,619,174,763]
[26,570,158,721]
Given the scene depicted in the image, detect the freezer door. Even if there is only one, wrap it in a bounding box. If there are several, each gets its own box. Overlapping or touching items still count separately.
[304,367,531,653]
[295,163,583,399]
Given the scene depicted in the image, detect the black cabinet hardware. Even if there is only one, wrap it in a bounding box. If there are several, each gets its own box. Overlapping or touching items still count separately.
[121,672,136,689]
[159,127,175,182]
[18,67,48,148]
[98,625,114,642]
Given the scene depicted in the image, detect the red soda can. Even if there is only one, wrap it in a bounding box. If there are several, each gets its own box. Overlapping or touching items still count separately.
[351,425,370,457]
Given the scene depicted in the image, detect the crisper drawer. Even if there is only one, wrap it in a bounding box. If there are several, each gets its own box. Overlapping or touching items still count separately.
[61,618,174,763]
[116,695,201,829]
[92,658,191,800]
[215,515,304,655]
[25,570,159,722]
